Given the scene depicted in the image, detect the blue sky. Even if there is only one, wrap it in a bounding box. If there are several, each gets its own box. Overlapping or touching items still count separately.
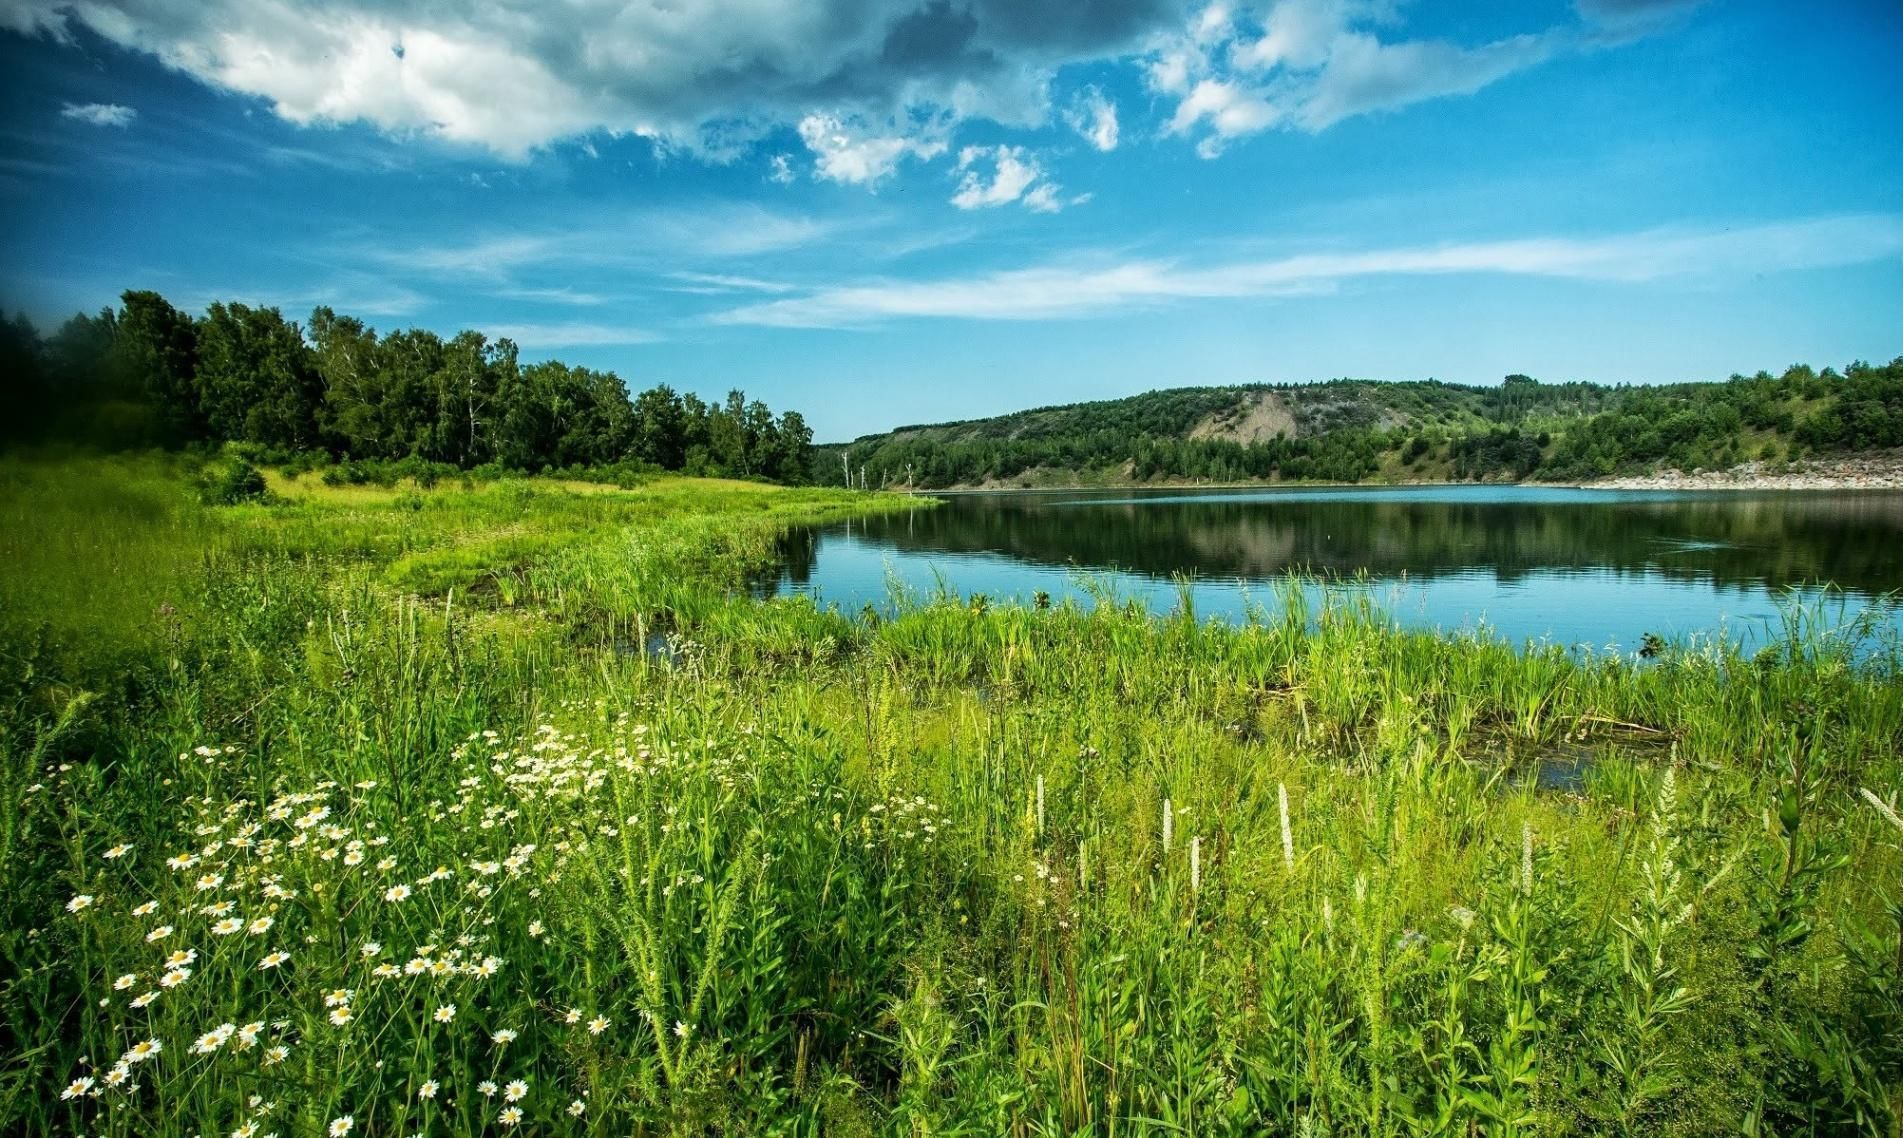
[2,0,1899,441]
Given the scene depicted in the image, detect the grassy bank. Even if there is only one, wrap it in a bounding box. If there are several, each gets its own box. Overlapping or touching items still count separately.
[3,455,1900,1137]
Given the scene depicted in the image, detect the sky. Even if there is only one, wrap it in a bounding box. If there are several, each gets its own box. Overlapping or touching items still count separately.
[1,0,1899,442]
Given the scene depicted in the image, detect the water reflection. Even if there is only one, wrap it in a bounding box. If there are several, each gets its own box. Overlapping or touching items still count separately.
[762,486,1903,647]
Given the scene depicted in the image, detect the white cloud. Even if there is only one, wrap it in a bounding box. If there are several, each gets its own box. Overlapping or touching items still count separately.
[484,321,660,347]
[667,272,797,294]
[1151,0,1629,154]
[7,0,1186,160]
[950,145,1055,211]
[60,102,137,127]
[1064,87,1120,151]
[1168,79,1279,151]
[380,203,840,279]
[767,154,795,184]
[712,214,1903,327]
[798,112,950,186]
[6,0,1700,175]
[491,286,608,306]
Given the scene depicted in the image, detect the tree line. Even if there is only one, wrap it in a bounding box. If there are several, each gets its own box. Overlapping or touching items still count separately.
[0,291,814,481]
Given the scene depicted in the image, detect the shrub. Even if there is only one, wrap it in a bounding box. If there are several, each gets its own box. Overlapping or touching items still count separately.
[196,457,267,505]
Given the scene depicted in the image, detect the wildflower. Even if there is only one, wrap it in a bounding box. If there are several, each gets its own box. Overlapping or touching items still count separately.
[66,894,95,914]
[192,1024,236,1053]
[328,1117,353,1136]
[258,950,289,970]
[263,1045,288,1065]
[492,1028,517,1045]
[104,843,133,859]
[237,1022,264,1048]
[130,990,159,1008]
[160,967,192,988]
[213,918,242,935]
[232,1124,258,1138]
[248,915,274,935]
[165,949,198,968]
[113,973,137,990]
[166,853,199,870]
[384,884,412,903]
[324,988,353,1007]
[563,1008,582,1025]
[478,1080,498,1097]
[359,941,381,958]
[433,1005,456,1024]
[372,963,400,978]
[146,924,174,942]
[328,1005,353,1027]
[568,1099,586,1118]
[62,1076,95,1100]
[102,1065,131,1088]
[123,1038,162,1064]
[202,900,235,916]
[131,900,159,916]
[195,873,225,892]
[504,1079,528,1102]
[499,1107,523,1126]
[527,920,545,938]
[673,1020,691,1039]
[418,1079,440,1099]
[587,1015,609,1035]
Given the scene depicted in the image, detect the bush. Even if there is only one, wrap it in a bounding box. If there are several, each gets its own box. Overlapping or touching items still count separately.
[197,457,267,505]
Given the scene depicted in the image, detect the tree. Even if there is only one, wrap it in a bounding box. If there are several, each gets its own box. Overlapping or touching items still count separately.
[632,384,687,469]
[195,303,323,450]
[114,290,201,444]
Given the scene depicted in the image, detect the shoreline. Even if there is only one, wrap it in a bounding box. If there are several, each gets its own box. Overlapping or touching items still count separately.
[895,450,1903,495]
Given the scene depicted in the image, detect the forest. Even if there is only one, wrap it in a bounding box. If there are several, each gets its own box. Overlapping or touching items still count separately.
[822,362,1903,488]
[0,291,813,482]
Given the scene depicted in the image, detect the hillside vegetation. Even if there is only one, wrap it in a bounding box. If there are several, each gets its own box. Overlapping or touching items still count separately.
[820,360,1903,488]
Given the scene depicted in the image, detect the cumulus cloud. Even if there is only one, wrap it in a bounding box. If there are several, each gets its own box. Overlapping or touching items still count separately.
[712,214,1903,326]
[1150,0,1663,154]
[1064,87,1120,150]
[60,101,137,127]
[8,0,1700,172]
[6,0,1188,160]
[950,145,1063,211]
[798,112,951,186]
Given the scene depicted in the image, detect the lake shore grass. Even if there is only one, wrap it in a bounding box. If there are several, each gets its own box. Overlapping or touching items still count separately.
[3,454,1901,1136]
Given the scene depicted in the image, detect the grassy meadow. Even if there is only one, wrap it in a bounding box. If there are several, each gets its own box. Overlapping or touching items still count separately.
[2,454,1901,1137]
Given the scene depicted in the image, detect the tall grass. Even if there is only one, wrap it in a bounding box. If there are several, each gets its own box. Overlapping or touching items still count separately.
[2,454,1900,1135]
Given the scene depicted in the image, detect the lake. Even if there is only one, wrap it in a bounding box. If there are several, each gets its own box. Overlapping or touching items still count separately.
[762,485,1903,651]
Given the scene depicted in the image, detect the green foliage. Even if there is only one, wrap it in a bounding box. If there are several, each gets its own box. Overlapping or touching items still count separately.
[1,293,816,484]
[820,362,1903,488]
[196,457,267,505]
[2,456,1902,1135]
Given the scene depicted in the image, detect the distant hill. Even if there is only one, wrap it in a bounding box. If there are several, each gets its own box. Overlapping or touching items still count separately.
[816,361,1903,489]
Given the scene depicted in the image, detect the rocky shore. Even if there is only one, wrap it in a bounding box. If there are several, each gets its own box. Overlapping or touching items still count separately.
[1585,449,1903,491]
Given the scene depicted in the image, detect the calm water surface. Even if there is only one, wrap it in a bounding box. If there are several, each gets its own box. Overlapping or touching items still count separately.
[763,486,1903,650]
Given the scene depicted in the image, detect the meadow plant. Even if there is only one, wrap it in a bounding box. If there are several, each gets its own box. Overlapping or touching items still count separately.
[2,456,1901,1135]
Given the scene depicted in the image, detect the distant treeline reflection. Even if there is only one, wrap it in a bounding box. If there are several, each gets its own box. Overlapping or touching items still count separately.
[770,491,1903,597]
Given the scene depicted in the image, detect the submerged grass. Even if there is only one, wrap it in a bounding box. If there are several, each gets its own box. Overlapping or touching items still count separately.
[2,454,1900,1136]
